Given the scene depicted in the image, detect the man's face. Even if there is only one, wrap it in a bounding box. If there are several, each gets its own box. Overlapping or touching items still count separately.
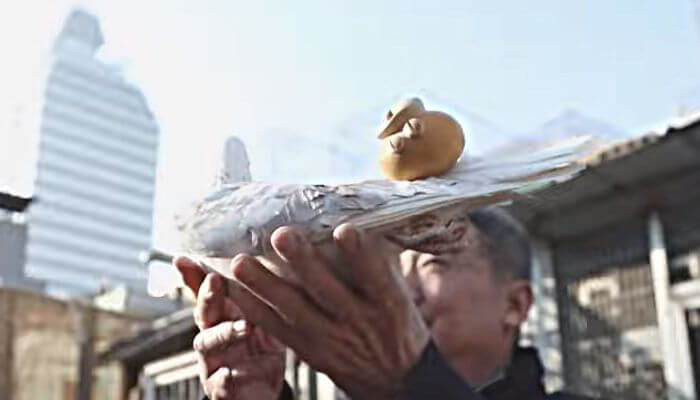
[396,217,530,375]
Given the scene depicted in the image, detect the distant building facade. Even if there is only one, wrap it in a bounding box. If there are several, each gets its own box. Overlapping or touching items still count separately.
[0,287,146,400]
[0,193,43,291]
[23,10,163,313]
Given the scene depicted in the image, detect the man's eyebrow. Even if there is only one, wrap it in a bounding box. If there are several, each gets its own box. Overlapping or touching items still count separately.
[383,213,481,257]
[387,231,475,255]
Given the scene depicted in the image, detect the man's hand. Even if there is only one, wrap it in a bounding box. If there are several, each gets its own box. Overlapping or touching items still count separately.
[226,224,430,400]
[175,257,286,400]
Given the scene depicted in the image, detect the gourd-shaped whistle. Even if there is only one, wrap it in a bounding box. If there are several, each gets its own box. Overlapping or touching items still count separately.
[378,98,465,181]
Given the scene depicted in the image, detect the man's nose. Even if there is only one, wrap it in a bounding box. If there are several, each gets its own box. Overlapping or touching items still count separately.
[408,279,425,307]
[399,251,424,306]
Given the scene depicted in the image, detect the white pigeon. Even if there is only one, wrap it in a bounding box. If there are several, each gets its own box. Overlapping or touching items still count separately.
[175,134,598,279]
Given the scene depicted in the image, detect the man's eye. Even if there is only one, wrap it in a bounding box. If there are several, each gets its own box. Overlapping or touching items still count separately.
[420,258,447,271]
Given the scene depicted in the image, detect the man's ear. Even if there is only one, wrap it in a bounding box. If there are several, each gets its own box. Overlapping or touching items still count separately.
[503,281,533,328]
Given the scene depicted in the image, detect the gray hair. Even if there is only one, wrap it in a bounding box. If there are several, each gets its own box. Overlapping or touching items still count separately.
[467,207,532,281]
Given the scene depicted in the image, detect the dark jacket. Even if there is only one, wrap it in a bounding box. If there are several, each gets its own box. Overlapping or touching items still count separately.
[226,341,595,400]
[396,341,595,400]
[479,347,593,400]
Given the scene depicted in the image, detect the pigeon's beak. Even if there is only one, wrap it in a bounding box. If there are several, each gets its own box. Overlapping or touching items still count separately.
[377,98,425,139]
[377,118,403,139]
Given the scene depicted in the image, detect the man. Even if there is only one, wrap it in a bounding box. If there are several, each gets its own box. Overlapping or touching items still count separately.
[175,207,592,399]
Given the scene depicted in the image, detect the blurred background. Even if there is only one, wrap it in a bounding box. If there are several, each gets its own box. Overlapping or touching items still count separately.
[1,1,700,399]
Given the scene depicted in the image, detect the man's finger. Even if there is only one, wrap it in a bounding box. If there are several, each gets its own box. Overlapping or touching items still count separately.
[230,257,328,353]
[230,255,329,332]
[194,320,250,354]
[205,367,235,400]
[205,360,283,399]
[259,330,286,354]
[195,274,228,329]
[197,340,248,379]
[333,223,403,302]
[226,355,285,385]
[173,256,205,296]
[227,279,298,348]
[270,226,356,319]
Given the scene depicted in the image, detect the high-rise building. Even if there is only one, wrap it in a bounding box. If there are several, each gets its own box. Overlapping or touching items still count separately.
[23,9,166,313]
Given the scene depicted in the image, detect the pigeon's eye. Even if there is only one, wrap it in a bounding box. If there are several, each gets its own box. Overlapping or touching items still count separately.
[386,110,393,120]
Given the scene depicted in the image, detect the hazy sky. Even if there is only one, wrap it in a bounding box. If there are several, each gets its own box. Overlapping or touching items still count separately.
[1,0,699,251]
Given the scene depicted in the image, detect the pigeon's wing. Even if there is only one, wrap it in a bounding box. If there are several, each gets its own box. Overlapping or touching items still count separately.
[336,135,597,240]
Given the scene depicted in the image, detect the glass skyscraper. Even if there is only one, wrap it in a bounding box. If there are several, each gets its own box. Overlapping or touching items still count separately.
[24,9,164,313]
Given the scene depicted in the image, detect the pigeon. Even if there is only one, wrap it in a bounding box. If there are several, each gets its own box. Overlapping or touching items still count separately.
[175,133,598,280]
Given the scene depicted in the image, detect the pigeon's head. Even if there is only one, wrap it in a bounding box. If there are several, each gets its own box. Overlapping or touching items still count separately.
[377,97,426,140]
[377,98,465,181]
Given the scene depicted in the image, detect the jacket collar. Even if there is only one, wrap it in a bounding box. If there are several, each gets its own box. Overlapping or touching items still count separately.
[479,347,548,399]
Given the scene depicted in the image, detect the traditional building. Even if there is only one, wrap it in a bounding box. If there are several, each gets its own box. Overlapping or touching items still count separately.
[514,111,700,400]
